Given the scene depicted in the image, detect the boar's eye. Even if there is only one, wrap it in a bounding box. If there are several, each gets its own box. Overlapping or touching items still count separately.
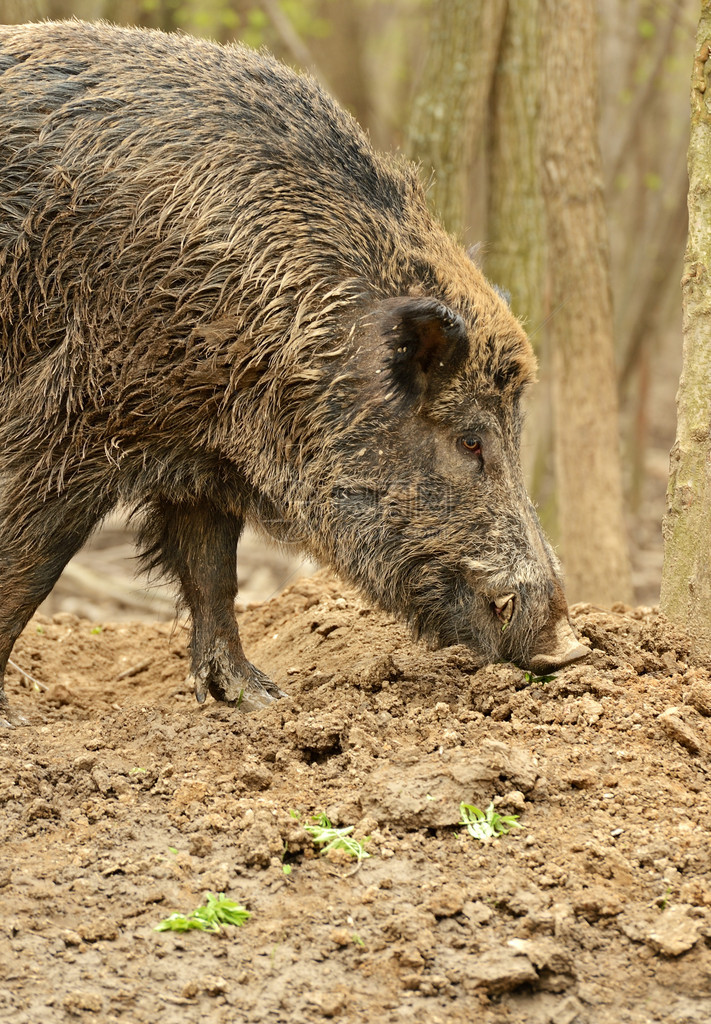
[458,436,483,462]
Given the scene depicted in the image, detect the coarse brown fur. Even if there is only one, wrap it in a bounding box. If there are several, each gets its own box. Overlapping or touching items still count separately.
[0,20,582,724]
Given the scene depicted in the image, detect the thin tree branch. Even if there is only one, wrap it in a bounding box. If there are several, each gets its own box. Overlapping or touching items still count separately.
[258,0,334,94]
[607,0,685,189]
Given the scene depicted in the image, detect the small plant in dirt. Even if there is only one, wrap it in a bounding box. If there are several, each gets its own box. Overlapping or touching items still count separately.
[280,840,293,875]
[657,886,673,911]
[523,670,557,684]
[458,801,522,841]
[154,892,250,933]
[298,811,371,861]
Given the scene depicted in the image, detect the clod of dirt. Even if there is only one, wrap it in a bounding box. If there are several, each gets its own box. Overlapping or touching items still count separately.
[360,741,538,828]
[62,991,103,1016]
[658,706,711,755]
[620,904,704,956]
[686,675,711,716]
[77,918,119,943]
[508,937,575,975]
[466,948,538,994]
[181,975,229,998]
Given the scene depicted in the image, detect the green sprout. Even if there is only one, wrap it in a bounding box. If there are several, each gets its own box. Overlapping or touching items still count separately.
[280,840,293,875]
[657,886,673,911]
[90,626,102,635]
[302,813,371,861]
[523,670,556,684]
[155,892,250,933]
[459,801,522,841]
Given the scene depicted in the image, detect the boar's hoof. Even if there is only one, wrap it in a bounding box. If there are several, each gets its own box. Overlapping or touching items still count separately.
[190,640,285,711]
[0,695,28,729]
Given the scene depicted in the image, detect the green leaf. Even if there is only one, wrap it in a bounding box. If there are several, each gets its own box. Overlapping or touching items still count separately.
[523,670,556,684]
[459,801,522,841]
[155,892,250,933]
[154,912,218,933]
[303,814,371,861]
[203,892,251,927]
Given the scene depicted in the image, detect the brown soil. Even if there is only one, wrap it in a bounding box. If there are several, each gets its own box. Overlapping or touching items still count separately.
[3,572,711,1024]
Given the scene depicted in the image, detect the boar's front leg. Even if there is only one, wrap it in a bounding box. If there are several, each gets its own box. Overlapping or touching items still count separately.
[141,499,283,711]
[0,472,113,727]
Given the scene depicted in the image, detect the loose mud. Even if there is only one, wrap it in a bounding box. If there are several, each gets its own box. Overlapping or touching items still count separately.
[2,571,711,1023]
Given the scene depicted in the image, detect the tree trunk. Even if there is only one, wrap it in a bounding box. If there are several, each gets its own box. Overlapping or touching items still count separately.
[486,2,544,334]
[485,3,554,532]
[405,0,507,235]
[660,8,711,659]
[541,0,632,605]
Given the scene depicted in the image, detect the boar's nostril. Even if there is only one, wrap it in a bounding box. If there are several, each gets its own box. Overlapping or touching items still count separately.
[527,617,589,674]
[492,593,515,624]
[527,642,588,675]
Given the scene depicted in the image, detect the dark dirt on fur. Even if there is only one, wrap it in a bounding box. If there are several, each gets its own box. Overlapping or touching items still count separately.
[2,571,711,1023]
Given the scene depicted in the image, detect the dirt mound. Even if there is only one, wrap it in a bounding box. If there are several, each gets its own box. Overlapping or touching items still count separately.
[2,572,711,1023]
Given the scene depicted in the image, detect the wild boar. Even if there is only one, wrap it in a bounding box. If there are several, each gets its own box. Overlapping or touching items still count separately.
[0,20,586,725]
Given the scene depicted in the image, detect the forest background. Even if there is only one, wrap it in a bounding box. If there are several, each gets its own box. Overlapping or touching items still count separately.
[0,0,700,627]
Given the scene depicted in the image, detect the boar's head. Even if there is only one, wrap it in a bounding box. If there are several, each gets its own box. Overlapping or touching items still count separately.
[279,281,588,675]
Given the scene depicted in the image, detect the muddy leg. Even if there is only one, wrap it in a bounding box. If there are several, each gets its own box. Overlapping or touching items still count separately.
[140,499,283,711]
[0,478,112,727]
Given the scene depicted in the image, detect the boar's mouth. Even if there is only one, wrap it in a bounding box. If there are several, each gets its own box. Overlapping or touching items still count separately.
[492,592,516,624]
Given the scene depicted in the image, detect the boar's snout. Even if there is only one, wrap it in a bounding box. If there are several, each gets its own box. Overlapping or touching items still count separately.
[526,615,589,674]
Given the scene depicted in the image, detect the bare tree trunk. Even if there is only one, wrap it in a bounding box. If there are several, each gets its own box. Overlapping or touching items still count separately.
[486,1,544,334]
[484,2,558,540]
[661,9,711,659]
[405,0,507,235]
[541,0,632,605]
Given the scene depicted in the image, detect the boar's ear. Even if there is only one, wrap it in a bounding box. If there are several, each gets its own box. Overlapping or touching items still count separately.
[378,297,469,403]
